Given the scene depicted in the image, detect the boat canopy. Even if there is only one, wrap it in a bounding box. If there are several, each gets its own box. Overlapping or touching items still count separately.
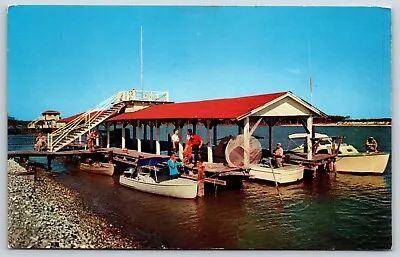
[288,133,330,140]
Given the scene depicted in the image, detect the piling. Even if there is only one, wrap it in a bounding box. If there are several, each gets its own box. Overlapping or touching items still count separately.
[197,162,205,197]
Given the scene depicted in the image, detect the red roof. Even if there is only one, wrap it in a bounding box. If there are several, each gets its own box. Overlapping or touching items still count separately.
[57,111,106,123]
[42,110,60,115]
[107,92,287,121]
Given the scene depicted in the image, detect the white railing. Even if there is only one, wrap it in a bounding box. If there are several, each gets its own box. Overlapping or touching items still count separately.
[27,116,42,129]
[49,94,118,151]
[116,89,169,102]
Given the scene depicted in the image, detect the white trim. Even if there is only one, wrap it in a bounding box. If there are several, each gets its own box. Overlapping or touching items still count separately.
[237,92,325,121]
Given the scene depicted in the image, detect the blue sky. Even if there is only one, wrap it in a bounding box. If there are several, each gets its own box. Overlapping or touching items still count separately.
[7,6,391,120]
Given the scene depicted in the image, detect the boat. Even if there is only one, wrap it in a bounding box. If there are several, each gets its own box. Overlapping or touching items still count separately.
[288,133,390,174]
[79,162,115,176]
[249,159,304,184]
[119,158,198,199]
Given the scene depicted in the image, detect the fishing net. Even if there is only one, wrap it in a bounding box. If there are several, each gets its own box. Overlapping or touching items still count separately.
[224,135,262,168]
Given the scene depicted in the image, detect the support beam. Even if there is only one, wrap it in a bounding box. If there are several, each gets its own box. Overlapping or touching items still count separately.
[121,125,126,149]
[178,125,184,160]
[95,126,100,146]
[137,121,142,152]
[206,120,213,163]
[307,116,313,160]
[269,126,273,155]
[192,122,197,134]
[213,125,218,146]
[149,124,154,151]
[243,117,250,167]
[106,123,110,148]
[155,122,160,155]
[143,123,147,143]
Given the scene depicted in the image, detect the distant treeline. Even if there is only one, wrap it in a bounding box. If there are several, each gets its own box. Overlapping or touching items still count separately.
[8,115,31,134]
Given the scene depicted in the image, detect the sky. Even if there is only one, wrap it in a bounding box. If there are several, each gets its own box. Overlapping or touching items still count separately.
[7,5,392,120]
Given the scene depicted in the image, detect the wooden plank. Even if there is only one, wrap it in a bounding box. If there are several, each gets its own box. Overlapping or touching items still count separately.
[181,174,226,186]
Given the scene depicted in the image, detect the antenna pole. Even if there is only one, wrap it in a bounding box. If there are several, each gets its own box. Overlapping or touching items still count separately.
[140,26,143,100]
[308,40,313,105]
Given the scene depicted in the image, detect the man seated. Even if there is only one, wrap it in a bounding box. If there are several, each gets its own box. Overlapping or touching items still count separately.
[365,137,378,153]
[272,143,284,168]
[167,153,182,180]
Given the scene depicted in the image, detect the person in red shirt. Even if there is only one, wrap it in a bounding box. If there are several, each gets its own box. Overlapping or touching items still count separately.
[187,129,203,164]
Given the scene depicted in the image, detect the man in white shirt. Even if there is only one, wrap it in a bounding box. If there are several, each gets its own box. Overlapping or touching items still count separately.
[171,128,180,155]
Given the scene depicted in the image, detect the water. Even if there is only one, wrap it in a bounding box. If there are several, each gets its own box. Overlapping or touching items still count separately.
[8,126,392,249]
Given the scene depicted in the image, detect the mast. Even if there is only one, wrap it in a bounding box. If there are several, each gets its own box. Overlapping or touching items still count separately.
[140,26,143,100]
[308,40,313,105]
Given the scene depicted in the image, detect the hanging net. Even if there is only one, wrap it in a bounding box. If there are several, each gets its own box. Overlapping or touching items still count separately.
[224,135,262,168]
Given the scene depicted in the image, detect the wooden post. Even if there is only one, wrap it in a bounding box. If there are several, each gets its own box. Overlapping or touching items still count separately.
[197,162,205,197]
[206,120,213,163]
[213,124,218,146]
[192,122,197,134]
[143,123,147,143]
[243,117,250,167]
[108,150,113,164]
[79,135,82,144]
[47,156,52,171]
[155,121,161,155]
[137,121,142,152]
[106,123,110,148]
[307,116,313,160]
[149,123,154,151]
[132,124,136,145]
[269,125,273,156]
[178,125,184,160]
[95,125,100,146]
[122,123,126,149]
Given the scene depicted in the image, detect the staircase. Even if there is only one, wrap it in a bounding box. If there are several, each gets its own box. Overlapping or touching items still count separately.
[49,94,125,152]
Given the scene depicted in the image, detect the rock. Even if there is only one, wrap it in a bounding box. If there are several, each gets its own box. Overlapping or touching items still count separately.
[7,159,143,249]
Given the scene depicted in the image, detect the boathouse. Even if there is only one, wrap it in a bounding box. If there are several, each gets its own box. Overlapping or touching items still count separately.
[103,91,326,166]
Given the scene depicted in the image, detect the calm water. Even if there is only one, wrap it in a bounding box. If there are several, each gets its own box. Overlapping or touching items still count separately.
[8,126,392,249]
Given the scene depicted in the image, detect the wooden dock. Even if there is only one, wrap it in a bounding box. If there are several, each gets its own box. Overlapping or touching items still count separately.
[285,152,336,169]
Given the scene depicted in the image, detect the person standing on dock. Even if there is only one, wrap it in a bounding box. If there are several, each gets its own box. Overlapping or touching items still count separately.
[187,129,203,165]
[272,143,284,168]
[87,130,98,152]
[167,153,182,180]
[171,128,180,155]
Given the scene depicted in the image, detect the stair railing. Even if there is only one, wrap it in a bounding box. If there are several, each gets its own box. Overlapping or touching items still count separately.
[49,94,118,151]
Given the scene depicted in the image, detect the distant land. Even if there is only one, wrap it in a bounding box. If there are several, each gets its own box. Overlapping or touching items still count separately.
[7,114,392,135]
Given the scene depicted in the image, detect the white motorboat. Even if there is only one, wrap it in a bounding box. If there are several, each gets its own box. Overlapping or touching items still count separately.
[288,133,390,174]
[249,162,304,184]
[119,173,198,199]
[119,158,198,199]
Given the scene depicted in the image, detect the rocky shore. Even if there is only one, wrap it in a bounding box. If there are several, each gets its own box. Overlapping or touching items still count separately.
[7,159,143,249]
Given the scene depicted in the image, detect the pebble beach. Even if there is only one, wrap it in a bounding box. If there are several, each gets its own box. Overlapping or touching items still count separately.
[7,159,143,249]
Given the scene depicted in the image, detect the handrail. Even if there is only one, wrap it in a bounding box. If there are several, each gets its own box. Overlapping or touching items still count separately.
[27,116,42,128]
[49,94,118,151]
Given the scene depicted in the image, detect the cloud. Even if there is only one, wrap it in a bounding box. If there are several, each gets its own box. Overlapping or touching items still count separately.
[285,68,301,74]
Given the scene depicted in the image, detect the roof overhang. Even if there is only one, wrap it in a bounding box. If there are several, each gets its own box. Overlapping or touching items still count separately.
[236,92,327,120]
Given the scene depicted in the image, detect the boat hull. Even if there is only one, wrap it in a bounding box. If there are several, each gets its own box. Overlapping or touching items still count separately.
[79,162,114,176]
[335,153,390,174]
[249,164,304,184]
[119,175,198,199]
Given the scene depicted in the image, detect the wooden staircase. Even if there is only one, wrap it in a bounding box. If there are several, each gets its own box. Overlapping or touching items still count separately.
[49,95,125,152]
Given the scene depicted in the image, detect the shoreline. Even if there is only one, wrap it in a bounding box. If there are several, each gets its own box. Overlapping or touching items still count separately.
[7,159,147,249]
